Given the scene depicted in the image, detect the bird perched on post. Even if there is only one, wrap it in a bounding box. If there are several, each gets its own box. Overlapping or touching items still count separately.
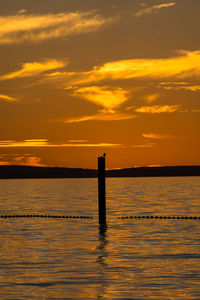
[103,153,106,158]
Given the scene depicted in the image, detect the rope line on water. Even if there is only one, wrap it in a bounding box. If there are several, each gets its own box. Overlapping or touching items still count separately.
[119,215,200,220]
[0,215,93,219]
[1,215,199,220]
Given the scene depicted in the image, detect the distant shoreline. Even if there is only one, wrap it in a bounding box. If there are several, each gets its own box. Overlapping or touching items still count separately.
[0,165,200,179]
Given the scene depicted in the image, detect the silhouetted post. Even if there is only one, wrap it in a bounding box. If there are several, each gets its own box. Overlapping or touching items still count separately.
[98,154,106,225]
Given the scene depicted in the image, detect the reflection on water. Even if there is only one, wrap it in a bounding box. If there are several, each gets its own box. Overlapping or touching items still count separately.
[96,225,108,299]
[0,177,199,299]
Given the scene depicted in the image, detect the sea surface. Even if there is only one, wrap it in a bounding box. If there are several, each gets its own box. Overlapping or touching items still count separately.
[0,177,199,299]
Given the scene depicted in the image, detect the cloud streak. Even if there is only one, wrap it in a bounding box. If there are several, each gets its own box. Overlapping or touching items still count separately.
[0,139,120,148]
[68,51,200,85]
[0,59,67,80]
[135,105,180,114]
[0,94,17,101]
[65,111,135,123]
[0,11,114,44]
[159,82,200,91]
[135,2,176,17]
[142,133,172,139]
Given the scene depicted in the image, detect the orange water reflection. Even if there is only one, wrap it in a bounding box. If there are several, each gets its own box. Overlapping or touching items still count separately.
[0,177,199,299]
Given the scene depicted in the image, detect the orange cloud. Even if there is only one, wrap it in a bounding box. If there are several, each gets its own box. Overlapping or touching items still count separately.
[142,133,172,139]
[0,154,45,166]
[144,93,160,103]
[34,51,200,123]
[0,94,17,101]
[18,9,27,14]
[159,82,200,91]
[65,111,135,123]
[68,139,88,143]
[0,12,114,44]
[128,143,154,149]
[0,59,67,80]
[23,156,45,166]
[0,161,11,165]
[68,51,200,85]
[72,86,128,111]
[0,139,49,147]
[0,139,120,148]
[135,2,176,17]
[135,105,180,114]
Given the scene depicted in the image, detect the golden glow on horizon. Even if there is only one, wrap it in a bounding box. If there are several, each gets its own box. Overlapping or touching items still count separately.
[0,154,45,166]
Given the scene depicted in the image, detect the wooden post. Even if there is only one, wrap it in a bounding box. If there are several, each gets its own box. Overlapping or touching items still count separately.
[98,155,106,225]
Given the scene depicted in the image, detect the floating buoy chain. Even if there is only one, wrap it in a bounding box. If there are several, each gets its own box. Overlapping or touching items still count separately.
[0,215,93,219]
[119,215,200,220]
[1,214,199,220]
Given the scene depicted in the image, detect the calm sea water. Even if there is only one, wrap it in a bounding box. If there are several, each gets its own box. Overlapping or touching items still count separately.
[0,177,199,299]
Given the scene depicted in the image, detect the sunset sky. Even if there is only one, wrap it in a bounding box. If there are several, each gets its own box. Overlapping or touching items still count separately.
[0,0,199,169]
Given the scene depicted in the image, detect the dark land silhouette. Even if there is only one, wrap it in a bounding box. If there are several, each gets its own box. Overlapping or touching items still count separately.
[0,165,200,179]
